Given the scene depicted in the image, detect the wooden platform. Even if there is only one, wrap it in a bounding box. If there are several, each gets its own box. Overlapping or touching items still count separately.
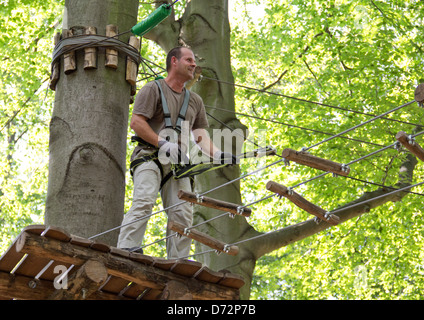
[0,225,244,300]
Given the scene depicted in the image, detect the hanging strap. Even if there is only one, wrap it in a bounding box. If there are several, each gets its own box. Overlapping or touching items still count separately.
[155,79,190,133]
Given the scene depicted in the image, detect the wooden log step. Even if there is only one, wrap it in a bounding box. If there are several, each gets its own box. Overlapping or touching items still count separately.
[396,131,424,162]
[266,181,340,225]
[177,190,252,217]
[282,148,350,176]
[168,221,239,256]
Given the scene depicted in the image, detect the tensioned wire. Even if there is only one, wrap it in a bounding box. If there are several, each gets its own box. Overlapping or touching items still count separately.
[88,157,285,240]
[181,179,424,260]
[79,24,421,244]
[138,62,421,128]
[131,103,423,252]
[88,97,417,241]
[140,130,424,252]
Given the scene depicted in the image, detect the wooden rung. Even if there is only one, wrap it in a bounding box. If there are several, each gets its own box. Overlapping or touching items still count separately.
[282,148,350,176]
[177,190,252,217]
[396,131,424,162]
[266,181,340,225]
[168,221,239,256]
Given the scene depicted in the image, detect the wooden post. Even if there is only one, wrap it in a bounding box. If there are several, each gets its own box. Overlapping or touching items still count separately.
[63,29,76,74]
[282,148,350,176]
[49,32,61,90]
[169,221,239,256]
[177,190,252,217]
[186,66,202,90]
[105,25,119,69]
[126,36,140,86]
[48,259,108,300]
[396,131,424,162]
[266,180,340,225]
[84,27,97,70]
[415,83,424,107]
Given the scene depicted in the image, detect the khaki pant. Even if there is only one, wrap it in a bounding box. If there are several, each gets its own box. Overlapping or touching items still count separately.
[117,160,192,259]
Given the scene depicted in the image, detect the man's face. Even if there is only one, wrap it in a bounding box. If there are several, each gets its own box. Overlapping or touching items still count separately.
[173,48,196,81]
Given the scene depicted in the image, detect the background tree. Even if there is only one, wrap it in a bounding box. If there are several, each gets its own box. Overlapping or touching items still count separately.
[1,0,423,300]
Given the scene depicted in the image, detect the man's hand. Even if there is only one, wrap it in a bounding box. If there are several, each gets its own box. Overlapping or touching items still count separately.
[214,151,238,165]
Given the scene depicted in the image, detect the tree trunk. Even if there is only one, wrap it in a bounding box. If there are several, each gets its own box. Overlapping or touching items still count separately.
[45,0,139,245]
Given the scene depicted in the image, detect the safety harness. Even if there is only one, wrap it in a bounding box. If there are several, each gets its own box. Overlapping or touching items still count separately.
[129,80,277,189]
[129,79,192,189]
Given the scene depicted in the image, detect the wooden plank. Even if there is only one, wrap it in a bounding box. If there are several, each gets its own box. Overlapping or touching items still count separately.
[84,26,97,70]
[266,180,340,225]
[396,131,424,162]
[70,235,93,248]
[12,254,54,278]
[178,190,252,217]
[193,266,224,284]
[128,252,154,265]
[126,36,140,86]
[48,259,108,300]
[218,271,245,290]
[15,232,240,300]
[152,258,178,271]
[169,221,239,256]
[42,225,72,242]
[170,260,203,277]
[121,282,149,299]
[105,24,119,69]
[282,148,350,176]
[100,275,131,295]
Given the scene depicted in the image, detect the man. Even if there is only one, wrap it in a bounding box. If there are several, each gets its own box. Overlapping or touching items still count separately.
[117,47,236,259]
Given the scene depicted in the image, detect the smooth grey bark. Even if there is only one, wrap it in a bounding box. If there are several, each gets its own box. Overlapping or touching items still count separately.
[45,0,139,245]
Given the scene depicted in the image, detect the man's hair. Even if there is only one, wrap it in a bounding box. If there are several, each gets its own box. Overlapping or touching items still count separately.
[166,47,191,72]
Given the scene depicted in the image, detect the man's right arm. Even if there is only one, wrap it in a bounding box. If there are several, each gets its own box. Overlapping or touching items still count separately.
[130,114,160,147]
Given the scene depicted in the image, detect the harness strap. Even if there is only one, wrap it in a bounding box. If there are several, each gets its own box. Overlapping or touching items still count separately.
[130,152,163,177]
[154,79,190,133]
